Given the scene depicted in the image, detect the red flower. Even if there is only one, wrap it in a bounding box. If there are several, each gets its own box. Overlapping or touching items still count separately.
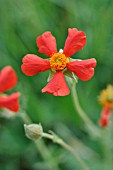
[21,28,96,96]
[99,107,111,128]
[99,118,109,127]
[0,66,20,112]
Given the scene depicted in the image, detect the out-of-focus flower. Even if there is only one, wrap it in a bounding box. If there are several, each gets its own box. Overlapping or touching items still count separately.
[21,28,96,96]
[98,85,113,127]
[99,107,111,127]
[0,66,20,113]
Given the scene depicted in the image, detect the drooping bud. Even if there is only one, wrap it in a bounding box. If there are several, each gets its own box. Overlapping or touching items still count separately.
[24,123,43,140]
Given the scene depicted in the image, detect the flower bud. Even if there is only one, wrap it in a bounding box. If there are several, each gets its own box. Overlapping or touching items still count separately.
[24,123,43,140]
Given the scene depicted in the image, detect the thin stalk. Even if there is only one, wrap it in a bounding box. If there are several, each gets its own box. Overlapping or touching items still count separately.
[42,132,89,170]
[101,124,113,170]
[71,81,100,137]
[35,140,60,170]
[18,112,60,170]
[18,112,32,124]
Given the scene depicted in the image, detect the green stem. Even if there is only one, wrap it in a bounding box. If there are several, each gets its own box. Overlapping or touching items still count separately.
[18,112,32,124]
[101,126,113,170]
[18,112,60,170]
[42,132,89,170]
[71,81,100,137]
[35,140,59,170]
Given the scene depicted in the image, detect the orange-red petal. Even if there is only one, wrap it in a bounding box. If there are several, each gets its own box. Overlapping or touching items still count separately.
[63,28,86,57]
[99,117,109,128]
[99,107,111,128]
[67,58,96,81]
[36,32,57,57]
[0,66,18,92]
[0,92,20,112]
[42,71,70,96]
[21,54,50,76]
[101,107,111,119]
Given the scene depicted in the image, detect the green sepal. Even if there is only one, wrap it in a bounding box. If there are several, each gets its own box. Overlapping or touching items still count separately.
[63,69,78,83]
[47,69,55,82]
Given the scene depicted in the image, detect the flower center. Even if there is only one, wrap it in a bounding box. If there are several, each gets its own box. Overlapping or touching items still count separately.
[50,53,68,71]
[99,85,113,108]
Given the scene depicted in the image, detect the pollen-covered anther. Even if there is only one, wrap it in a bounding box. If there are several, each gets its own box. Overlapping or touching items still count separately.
[50,53,68,71]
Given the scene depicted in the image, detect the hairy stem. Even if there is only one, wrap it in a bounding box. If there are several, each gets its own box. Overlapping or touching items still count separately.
[42,132,89,170]
[18,112,60,170]
[71,81,100,137]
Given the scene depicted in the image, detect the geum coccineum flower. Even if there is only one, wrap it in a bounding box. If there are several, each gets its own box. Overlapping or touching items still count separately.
[0,66,20,112]
[98,85,113,127]
[21,28,96,96]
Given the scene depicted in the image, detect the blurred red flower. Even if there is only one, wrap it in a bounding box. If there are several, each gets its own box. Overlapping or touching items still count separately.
[99,107,111,127]
[98,85,113,127]
[21,28,96,96]
[0,66,20,112]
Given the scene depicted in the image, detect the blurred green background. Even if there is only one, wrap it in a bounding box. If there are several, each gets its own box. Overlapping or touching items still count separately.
[0,0,113,170]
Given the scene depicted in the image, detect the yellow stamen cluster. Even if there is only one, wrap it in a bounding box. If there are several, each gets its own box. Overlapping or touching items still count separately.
[50,53,68,71]
[98,85,113,108]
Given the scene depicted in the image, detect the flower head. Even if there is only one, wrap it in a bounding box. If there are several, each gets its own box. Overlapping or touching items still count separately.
[98,85,113,127]
[21,28,96,96]
[98,85,113,108]
[0,66,20,112]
